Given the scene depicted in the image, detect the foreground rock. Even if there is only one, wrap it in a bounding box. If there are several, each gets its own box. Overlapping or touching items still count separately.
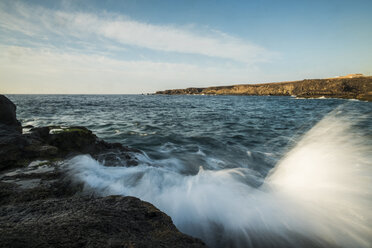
[156,74,372,101]
[0,95,206,248]
[0,195,205,248]
[0,164,205,248]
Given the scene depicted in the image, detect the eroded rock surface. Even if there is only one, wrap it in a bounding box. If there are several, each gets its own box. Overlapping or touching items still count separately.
[0,193,205,248]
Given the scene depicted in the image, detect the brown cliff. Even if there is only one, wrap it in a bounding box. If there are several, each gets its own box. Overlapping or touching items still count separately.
[156,75,372,101]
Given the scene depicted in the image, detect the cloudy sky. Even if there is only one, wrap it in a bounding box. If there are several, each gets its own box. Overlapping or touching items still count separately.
[0,0,371,94]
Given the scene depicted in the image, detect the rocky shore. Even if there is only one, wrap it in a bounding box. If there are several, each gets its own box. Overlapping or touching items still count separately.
[0,95,206,248]
[156,75,372,101]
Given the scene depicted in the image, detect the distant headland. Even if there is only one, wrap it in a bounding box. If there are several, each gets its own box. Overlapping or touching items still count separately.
[156,74,372,101]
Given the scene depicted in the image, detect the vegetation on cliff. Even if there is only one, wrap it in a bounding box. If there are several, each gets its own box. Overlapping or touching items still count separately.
[156,74,372,101]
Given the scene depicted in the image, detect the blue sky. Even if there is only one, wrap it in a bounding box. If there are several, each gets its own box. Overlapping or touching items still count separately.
[0,0,371,93]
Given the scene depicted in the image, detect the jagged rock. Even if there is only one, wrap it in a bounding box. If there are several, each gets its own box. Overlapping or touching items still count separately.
[0,96,26,170]
[0,95,22,132]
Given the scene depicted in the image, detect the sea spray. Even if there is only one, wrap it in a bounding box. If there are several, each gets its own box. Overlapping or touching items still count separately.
[266,111,372,247]
[66,109,372,247]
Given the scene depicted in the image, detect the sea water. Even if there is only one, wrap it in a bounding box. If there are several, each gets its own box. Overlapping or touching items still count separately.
[8,95,372,247]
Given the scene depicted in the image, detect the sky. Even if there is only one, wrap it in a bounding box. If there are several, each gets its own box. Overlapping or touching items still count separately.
[0,0,371,94]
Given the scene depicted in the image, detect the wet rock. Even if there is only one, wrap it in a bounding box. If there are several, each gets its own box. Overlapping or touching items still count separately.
[29,126,50,140]
[0,196,205,248]
[0,161,80,205]
[0,124,27,171]
[0,95,22,132]
[24,144,59,157]
[47,126,96,153]
[0,96,27,170]
[0,162,205,248]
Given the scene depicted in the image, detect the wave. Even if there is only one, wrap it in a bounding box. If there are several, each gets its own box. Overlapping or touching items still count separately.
[66,108,372,247]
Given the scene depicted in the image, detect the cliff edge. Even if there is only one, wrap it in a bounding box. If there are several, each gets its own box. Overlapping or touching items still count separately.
[156,75,372,101]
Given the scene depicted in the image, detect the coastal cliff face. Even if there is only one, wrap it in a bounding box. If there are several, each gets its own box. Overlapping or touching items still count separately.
[156,76,372,101]
[0,95,206,248]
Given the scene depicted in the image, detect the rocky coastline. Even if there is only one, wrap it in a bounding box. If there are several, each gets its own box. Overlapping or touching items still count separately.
[156,75,372,101]
[0,95,206,248]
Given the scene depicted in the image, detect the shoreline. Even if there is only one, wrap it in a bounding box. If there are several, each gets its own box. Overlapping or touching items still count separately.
[155,76,372,101]
[0,95,206,248]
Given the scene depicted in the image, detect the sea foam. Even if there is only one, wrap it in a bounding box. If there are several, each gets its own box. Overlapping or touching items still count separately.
[66,108,372,247]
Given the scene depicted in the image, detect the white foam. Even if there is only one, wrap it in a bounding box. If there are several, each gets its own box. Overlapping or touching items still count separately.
[66,110,372,247]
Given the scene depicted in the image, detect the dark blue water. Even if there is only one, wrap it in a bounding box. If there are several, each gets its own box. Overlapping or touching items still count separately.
[9,95,348,173]
[7,95,372,248]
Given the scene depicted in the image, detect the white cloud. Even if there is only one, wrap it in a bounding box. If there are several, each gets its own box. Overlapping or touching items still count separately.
[0,1,272,64]
[0,2,277,93]
[0,45,263,94]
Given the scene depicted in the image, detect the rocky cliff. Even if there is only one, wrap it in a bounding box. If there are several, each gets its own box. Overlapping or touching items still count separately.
[156,75,372,101]
[0,95,206,248]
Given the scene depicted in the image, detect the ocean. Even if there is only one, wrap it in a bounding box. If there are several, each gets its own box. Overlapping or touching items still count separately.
[7,94,372,247]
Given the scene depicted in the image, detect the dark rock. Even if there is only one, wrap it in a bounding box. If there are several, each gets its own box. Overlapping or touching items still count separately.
[29,126,50,140]
[0,165,80,205]
[0,95,22,132]
[47,126,96,153]
[0,162,205,248]
[0,117,141,170]
[0,196,205,248]
[24,144,59,157]
[0,124,27,171]
[94,150,139,167]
